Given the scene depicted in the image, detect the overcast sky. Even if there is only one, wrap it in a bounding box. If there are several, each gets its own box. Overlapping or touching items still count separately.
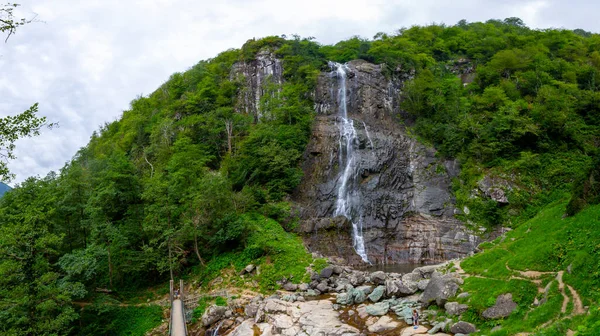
[1,0,598,186]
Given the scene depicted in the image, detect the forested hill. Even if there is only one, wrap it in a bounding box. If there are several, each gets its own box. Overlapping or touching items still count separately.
[0,182,10,197]
[0,18,599,335]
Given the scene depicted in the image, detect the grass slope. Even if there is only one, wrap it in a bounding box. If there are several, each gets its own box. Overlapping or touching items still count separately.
[457,201,600,335]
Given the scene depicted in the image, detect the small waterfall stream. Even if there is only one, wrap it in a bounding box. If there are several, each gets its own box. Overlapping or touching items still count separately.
[330,62,370,264]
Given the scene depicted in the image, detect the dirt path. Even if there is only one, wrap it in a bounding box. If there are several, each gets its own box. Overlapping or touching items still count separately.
[451,255,590,335]
[566,285,584,315]
[556,271,570,314]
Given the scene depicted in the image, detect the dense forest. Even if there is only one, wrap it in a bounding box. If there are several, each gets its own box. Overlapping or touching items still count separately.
[1,17,600,335]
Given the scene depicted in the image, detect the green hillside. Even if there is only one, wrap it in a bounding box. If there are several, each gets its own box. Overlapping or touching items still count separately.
[458,202,600,335]
[0,18,599,334]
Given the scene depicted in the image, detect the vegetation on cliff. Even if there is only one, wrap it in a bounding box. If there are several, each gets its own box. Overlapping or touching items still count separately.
[0,18,599,334]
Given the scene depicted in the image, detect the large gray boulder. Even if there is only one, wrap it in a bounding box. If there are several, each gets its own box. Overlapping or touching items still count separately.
[420,273,460,307]
[282,282,297,291]
[356,285,373,295]
[201,305,227,326]
[482,293,517,319]
[371,271,387,285]
[244,303,259,318]
[450,321,477,334]
[385,279,401,297]
[444,302,469,316]
[228,319,255,336]
[320,267,334,279]
[349,272,365,286]
[316,282,329,293]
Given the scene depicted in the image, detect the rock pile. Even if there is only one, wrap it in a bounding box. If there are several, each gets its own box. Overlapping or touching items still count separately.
[200,262,485,335]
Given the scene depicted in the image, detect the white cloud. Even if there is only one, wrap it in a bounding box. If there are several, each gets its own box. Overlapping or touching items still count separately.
[1,0,598,185]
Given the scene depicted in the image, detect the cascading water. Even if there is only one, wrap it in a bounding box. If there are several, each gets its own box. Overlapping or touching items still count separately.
[330,62,370,264]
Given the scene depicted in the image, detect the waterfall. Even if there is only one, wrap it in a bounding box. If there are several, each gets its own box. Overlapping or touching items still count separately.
[362,121,374,149]
[212,320,225,336]
[330,62,370,264]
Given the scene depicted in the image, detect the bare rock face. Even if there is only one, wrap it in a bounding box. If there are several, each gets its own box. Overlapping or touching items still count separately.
[294,59,480,265]
[230,49,283,122]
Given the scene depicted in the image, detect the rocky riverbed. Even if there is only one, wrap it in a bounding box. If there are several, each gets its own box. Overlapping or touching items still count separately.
[197,262,484,336]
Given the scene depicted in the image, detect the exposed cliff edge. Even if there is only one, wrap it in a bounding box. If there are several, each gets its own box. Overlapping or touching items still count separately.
[231,53,481,265]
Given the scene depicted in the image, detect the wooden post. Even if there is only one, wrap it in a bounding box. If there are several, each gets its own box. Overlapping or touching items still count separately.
[169,279,174,304]
[180,279,184,302]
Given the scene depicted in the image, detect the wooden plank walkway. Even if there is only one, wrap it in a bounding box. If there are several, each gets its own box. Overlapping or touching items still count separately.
[171,299,186,336]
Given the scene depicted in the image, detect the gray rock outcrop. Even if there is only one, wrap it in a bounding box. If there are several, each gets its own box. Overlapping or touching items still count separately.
[420,272,461,307]
[450,321,477,334]
[202,305,228,327]
[293,59,480,265]
[444,301,469,316]
[482,293,517,319]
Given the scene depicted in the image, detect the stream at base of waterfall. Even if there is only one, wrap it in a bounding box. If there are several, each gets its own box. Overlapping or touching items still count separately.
[330,62,370,264]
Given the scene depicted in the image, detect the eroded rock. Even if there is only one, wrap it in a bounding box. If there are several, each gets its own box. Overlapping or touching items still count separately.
[482,293,517,319]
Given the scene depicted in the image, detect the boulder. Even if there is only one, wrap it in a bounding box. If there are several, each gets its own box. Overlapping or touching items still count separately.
[282,282,297,291]
[356,304,369,319]
[201,305,227,326]
[398,280,419,295]
[401,326,428,336]
[367,315,400,333]
[298,283,309,291]
[349,272,365,286]
[444,302,469,316]
[316,282,329,293]
[420,273,460,307]
[333,266,344,275]
[228,319,255,336]
[482,293,517,319]
[352,288,367,304]
[386,279,401,297]
[365,301,390,316]
[371,271,387,285]
[356,285,373,295]
[457,292,470,299]
[268,313,294,331]
[368,285,386,302]
[320,267,334,279]
[427,321,446,334]
[334,277,350,289]
[244,303,259,318]
[450,321,476,334]
[336,293,353,305]
[417,280,430,291]
[413,265,439,278]
[239,264,255,275]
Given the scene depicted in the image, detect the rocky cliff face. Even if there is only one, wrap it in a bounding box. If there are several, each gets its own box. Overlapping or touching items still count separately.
[230,49,283,122]
[232,53,480,266]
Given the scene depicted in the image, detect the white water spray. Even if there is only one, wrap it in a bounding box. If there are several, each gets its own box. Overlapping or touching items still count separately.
[330,62,369,263]
[362,121,374,149]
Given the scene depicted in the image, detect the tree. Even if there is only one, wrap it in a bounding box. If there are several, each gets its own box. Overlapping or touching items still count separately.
[0,176,85,335]
[1,4,51,181]
[1,3,35,42]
